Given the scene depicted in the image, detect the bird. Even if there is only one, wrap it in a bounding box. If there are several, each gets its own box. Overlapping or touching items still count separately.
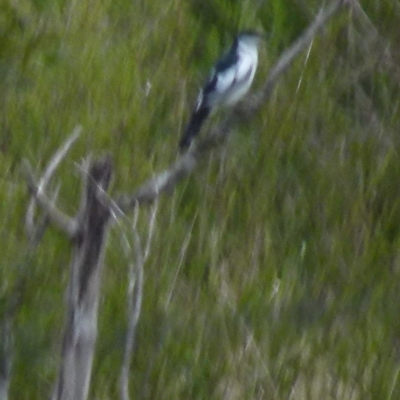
[179,30,263,150]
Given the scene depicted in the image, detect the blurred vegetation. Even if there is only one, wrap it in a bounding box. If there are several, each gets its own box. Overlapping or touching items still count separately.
[1,0,400,398]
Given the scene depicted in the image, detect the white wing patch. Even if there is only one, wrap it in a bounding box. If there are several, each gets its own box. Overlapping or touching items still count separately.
[196,46,258,109]
[214,67,237,94]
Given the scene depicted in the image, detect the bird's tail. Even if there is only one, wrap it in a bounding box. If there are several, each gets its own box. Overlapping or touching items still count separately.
[179,106,210,150]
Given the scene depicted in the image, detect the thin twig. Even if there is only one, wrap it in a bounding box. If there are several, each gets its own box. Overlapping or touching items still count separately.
[119,203,158,400]
[25,127,81,240]
[165,213,197,309]
[25,126,81,241]
[27,184,61,247]
[255,0,348,105]
[24,164,79,238]
[119,212,143,400]
[143,203,158,261]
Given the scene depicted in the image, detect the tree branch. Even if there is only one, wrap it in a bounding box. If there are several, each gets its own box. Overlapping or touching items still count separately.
[25,166,79,239]
[119,203,158,400]
[24,127,82,240]
[117,149,198,211]
[254,0,349,106]
[117,0,349,212]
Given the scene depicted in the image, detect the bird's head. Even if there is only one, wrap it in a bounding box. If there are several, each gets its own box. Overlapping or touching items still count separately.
[236,30,264,48]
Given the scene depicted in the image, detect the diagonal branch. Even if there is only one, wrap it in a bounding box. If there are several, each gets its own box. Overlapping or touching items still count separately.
[26,185,61,247]
[117,150,198,211]
[25,165,79,239]
[254,0,349,106]
[117,0,349,212]
[24,127,82,239]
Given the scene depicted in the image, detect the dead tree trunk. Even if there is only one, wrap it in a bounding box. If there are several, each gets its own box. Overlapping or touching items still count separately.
[51,157,113,400]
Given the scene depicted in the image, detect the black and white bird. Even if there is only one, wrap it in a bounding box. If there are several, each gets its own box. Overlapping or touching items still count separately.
[179,30,263,150]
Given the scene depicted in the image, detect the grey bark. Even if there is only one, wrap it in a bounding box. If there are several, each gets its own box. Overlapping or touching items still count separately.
[51,157,113,400]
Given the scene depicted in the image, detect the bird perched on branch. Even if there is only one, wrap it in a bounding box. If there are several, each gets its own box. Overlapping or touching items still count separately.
[179,30,263,150]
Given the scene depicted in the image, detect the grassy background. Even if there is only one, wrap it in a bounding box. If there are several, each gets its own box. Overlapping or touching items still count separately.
[1,0,400,398]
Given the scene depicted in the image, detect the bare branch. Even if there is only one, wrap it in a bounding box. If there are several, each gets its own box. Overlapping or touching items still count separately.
[254,0,348,105]
[119,203,158,400]
[25,164,79,239]
[143,203,158,261]
[25,126,82,240]
[117,150,199,211]
[117,0,348,212]
[41,127,82,192]
[26,184,61,247]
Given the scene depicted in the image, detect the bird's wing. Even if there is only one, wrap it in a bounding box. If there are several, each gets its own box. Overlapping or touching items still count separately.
[214,50,239,74]
[205,50,239,95]
[195,68,236,110]
[195,49,249,110]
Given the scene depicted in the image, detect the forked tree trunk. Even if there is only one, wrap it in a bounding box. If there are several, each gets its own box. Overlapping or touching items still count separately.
[51,157,113,400]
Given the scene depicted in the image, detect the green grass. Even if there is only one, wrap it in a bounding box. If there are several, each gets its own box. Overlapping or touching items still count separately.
[1,0,400,398]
